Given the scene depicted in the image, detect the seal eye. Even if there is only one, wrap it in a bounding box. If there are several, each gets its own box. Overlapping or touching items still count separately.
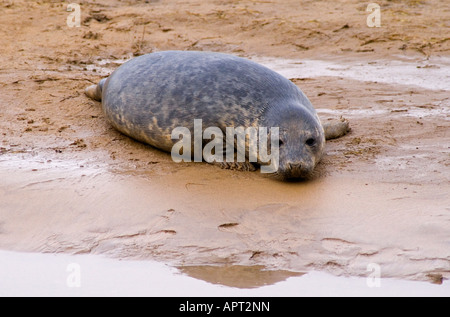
[305,138,316,147]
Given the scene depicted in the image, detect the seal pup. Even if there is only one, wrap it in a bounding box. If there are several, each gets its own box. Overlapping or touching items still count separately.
[85,51,349,179]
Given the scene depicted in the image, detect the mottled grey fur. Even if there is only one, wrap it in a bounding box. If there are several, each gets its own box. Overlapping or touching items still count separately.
[85,51,343,179]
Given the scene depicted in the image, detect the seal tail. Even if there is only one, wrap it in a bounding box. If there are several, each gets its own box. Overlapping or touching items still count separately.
[84,78,106,102]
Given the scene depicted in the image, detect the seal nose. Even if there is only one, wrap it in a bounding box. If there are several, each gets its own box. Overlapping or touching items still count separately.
[285,161,314,179]
[288,162,302,170]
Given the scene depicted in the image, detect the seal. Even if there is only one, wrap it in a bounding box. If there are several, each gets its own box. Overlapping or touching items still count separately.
[85,51,349,179]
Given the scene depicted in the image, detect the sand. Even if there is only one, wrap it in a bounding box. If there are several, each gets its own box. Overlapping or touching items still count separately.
[0,0,449,289]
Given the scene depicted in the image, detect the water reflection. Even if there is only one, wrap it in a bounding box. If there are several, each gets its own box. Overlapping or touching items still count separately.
[178,265,304,289]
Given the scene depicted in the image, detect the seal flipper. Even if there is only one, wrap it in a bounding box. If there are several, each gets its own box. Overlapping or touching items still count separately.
[215,161,257,172]
[207,142,257,172]
[322,117,350,140]
[84,78,106,102]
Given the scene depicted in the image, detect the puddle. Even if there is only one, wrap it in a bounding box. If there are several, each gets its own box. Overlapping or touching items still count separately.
[1,250,448,296]
[178,265,304,289]
[252,56,450,91]
[316,103,450,119]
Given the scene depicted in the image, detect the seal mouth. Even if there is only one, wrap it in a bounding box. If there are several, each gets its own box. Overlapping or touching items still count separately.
[268,163,316,181]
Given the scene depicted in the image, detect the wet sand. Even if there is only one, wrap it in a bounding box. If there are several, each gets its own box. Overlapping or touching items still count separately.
[0,0,449,290]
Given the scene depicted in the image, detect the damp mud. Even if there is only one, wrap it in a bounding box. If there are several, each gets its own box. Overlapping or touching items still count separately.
[0,0,449,290]
[1,151,449,284]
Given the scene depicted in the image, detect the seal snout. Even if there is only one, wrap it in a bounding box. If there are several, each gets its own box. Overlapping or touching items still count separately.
[287,162,304,171]
[276,160,315,180]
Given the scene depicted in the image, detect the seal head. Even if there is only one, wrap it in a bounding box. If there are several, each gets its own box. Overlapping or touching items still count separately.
[263,103,325,180]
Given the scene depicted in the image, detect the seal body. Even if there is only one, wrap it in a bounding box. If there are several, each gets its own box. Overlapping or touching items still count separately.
[87,51,327,179]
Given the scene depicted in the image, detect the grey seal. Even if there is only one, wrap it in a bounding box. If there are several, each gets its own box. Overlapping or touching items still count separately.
[85,51,349,179]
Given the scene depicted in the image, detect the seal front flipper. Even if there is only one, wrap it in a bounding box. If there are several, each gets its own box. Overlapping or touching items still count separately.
[84,78,107,102]
[208,144,257,171]
[214,161,257,172]
[322,117,350,140]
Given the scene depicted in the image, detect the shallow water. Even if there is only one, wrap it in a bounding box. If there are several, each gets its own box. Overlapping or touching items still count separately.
[1,250,448,297]
[253,56,450,91]
[316,105,450,119]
